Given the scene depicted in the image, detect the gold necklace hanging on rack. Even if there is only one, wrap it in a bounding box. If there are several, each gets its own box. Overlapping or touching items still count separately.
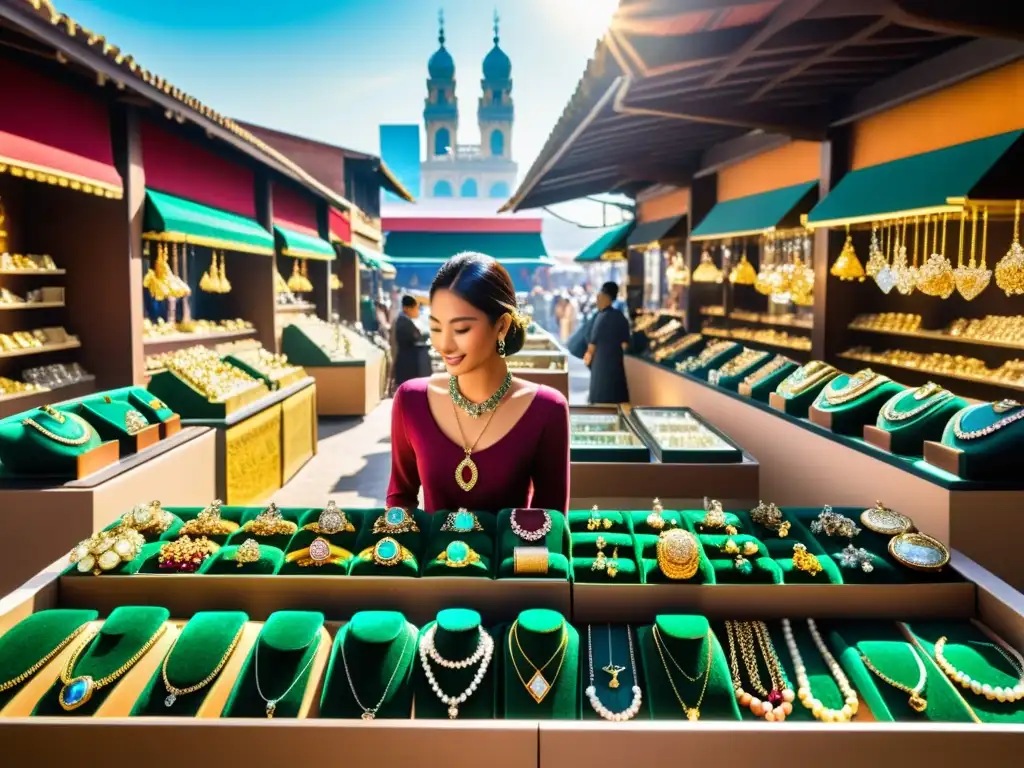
[954,206,991,301]
[865,223,886,279]
[892,218,917,295]
[218,252,232,293]
[166,243,191,299]
[692,245,723,283]
[199,251,220,293]
[754,234,774,296]
[729,243,756,286]
[144,243,170,301]
[789,235,814,306]
[830,224,865,282]
[917,213,954,298]
[873,221,895,294]
[995,200,1024,296]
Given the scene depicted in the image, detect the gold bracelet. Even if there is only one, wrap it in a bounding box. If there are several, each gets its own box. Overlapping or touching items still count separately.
[285,537,353,567]
[513,546,549,575]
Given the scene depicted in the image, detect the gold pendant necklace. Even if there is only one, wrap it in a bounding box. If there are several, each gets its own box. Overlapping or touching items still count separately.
[880,382,951,423]
[509,620,568,704]
[952,399,1024,440]
[823,369,889,406]
[651,625,712,721]
[451,397,500,492]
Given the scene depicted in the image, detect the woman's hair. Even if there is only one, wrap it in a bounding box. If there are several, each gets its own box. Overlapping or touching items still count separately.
[431,252,528,356]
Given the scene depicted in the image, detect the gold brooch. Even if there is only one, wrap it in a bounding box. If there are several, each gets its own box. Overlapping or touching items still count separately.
[180,500,239,536]
[792,543,822,577]
[233,538,261,567]
[750,500,791,537]
[241,502,297,537]
[121,500,174,535]
[371,507,419,535]
[656,529,699,580]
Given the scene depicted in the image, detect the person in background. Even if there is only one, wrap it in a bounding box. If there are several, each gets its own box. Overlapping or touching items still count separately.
[558,291,578,343]
[583,281,630,404]
[392,295,431,388]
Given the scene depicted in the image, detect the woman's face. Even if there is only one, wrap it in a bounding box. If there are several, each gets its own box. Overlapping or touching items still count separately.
[429,288,508,376]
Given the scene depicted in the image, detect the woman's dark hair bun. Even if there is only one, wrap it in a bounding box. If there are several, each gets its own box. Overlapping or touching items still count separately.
[431,252,526,357]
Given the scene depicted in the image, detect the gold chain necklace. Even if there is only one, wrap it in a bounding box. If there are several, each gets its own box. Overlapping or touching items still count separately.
[509,620,568,704]
[880,383,952,423]
[823,369,889,406]
[161,624,246,708]
[857,644,928,712]
[22,410,93,446]
[651,625,712,721]
[59,624,168,710]
[0,622,91,692]
[743,355,788,387]
[777,362,837,397]
[451,397,499,493]
[952,399,1024,440]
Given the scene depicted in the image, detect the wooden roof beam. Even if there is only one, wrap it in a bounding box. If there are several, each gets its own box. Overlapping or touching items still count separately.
[890,0,1024,41]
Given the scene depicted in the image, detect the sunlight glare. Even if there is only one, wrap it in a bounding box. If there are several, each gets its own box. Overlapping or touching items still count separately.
[545,0,621,40]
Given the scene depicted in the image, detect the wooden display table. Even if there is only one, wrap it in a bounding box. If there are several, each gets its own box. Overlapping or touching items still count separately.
[625,355,1024,590]
[307,355,384,416]
[181,378,317,506]
[0,427,215,594]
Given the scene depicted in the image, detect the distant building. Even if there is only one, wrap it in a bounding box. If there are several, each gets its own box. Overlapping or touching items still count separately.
[379,125,421,202]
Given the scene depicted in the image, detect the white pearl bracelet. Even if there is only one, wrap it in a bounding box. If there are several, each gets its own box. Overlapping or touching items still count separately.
[782,618,859,722]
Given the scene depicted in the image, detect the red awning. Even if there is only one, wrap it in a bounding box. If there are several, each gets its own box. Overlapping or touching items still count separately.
[329,207,351,244]
[0,58,122,198]
[273,182,319,234]
[142,120,257,218]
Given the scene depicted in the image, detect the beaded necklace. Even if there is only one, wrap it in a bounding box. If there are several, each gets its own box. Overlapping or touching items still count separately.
[449,371,512,418]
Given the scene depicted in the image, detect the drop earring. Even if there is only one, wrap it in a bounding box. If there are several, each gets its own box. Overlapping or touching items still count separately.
[497,338,506,357]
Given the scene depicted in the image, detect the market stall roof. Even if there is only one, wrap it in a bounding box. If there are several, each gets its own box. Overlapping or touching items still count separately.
[627,215,687,247]
[805,130,1023,228]
[351,242,397,278]
[274,225,336,261]
[575,221,635,262]
[692,180,817,240]
[143,190,275,255]
[503,1,1024,213]
[383,231,551,264]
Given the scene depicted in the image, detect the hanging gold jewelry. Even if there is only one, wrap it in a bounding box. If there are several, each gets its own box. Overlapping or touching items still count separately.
[892,218,916,295]
[218,252,231,293]
[830,224,865,282]
[865,223,886,278]
[729,244,756,286]
[199,252,217,293]
[917,214,955,298]
[692,246,723,283]
[954,206,991,300]
[995,200,1024,296]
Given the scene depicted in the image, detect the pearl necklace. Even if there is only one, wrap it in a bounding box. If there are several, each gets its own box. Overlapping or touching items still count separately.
[934,619,1024,703]
[586,624,642,721]
[782,618,859,722]
[724,620,795,722]
[418,624,494,719]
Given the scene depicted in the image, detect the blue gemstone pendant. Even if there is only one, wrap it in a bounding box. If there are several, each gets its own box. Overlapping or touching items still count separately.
[60,676,95,711]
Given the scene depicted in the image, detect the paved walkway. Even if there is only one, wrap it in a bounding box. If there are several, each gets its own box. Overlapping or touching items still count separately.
[274,359,590,508]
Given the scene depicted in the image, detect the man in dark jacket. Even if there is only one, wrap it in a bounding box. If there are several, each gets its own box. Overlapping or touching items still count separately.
[392,295,431,388]
[584,281,630,404]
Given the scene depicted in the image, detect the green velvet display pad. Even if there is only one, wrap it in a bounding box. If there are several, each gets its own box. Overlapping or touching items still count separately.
[413,609,497,719]
[570,531,640,583]
[0,404,103,476]
[76,399,153,452]
[697,534,781,584]
[354,507,431,558]
[568,509,632,535]
[132,611,249,717]
[812,378,906,436]
[774,372,837,418]
[777,618,850,721]
[223,354,277,390]
[570,532,634,559]
[579,624,649,720]
[874,390,968,456]
[677,343,743,381]
[199,544,284,575]
[637,616,739,721]
[422,510,497,578]
[503,609,579,719]
[279,506,362,575]
[906,620,1024,724]
[745,360,799,403]
[320,611,417,719]
[147,369,230,420]
[0,609,99,711]
[786,507,962,585]
[714,351,772,392]
[166,506,248,546]
[224,611,324,718]
[939,402,1024,481]
[125,542,181,576]
[87,386,177,424]
[226,507,309,552]
[33,606,170,717]
[571,556,640,584]
[628,509,684,537]
[281,323,336,367]
[62,541,160,577]
[829,620,974,723]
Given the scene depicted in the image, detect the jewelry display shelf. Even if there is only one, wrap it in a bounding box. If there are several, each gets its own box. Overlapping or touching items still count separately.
[142,328,257,355]
[0,375,96,420]
[849,323,1024,353]
[702,327,813,354]
[0,269,66,276]
[275,302,317,314]
[0,302,64,311]
[838,352,1024,396]
[0,426,215,595]
[0,339,80,360]
[624,354,1024,590]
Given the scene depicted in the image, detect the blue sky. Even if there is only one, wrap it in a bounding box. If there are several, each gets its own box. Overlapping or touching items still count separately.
[55,0,620,179]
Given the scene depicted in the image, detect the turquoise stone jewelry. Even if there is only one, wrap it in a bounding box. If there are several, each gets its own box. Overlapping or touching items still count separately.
[363,537,415,567]
[441,508,484,533]
[59,624,168,711]
[437,540,481,568]
[372,507,419,535]
[952,400,1024,440]
[448,370,512,418]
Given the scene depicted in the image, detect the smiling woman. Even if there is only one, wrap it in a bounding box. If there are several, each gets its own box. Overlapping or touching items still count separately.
[387,252,570,515]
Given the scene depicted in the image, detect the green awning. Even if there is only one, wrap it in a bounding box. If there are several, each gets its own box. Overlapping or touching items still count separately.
[575,221,634,262]
[383,231,550,263]
[627,215,686,247]
[806,130,1023,228]
[274,225,336,261]
[143,189,275,255]
[387,256,553,266]
[351,242,397,277]
[691,181,818,241]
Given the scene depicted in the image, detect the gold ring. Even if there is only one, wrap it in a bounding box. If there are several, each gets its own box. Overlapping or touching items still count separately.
[121,500,174,534]
[437,541,482,568]
[372,507,419,535]
[302,501,354,535]
[440,508,484,533]
[513,546,549,575]
[656,529,699,580]
[232,538,261,567]
[180,500,239,536]
[359,537,415,567]
[792,543,823,576]
[285,537,353,567]
[241,503,298,537]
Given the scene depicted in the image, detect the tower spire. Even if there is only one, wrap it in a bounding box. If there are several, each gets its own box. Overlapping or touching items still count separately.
[493,9,499,46]
[438,8,445,47]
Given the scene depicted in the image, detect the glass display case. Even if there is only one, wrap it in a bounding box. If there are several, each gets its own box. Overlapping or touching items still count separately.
[629,406,743,464]
[569,406,649,463]
[281,315,380,364]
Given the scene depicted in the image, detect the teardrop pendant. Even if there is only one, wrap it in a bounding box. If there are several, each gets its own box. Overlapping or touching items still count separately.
[455,453,479,492]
